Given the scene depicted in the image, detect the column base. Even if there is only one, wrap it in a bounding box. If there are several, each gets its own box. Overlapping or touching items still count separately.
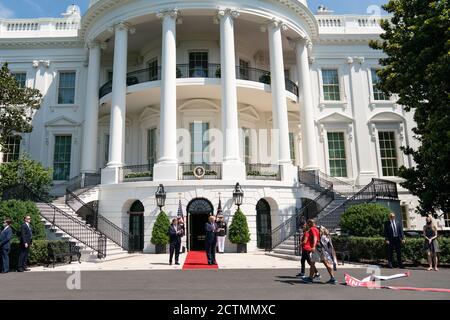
[101,167,120,185]
[153,162,178,181]
[222,161,246,181]
[357,171,377,186]
[280,163,298,183]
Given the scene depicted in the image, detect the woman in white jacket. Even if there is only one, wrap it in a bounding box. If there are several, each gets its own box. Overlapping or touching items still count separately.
[319,226,338,284]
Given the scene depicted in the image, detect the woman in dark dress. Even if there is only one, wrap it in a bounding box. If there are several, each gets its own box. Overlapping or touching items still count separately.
[423,217,440,271]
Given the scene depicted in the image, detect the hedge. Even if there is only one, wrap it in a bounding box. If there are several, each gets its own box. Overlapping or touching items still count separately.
[0,200,46,240]
[332,236,450,265]
[339,203,390,237]
[6,240,69,270]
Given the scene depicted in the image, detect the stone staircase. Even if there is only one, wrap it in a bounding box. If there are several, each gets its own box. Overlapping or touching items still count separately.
[38,200,140,263]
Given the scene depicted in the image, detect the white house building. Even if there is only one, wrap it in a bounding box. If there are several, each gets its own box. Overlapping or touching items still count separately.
[1,0,447,256]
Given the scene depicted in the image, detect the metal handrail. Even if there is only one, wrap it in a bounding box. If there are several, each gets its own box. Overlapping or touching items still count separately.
[66,189,130,251]
[99,64,299,98]
[246,163,282,181]
[298,169,361,196]
[6,184,107,258]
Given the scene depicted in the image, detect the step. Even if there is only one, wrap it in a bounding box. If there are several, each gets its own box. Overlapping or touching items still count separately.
[277,244,296,250]
[273,248,296,255]
[266,252,300,261]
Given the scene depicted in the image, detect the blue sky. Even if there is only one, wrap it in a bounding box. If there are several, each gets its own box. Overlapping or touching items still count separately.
[0,0,388,19]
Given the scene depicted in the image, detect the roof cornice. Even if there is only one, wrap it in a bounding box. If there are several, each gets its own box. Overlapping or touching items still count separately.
[0,38,83,49]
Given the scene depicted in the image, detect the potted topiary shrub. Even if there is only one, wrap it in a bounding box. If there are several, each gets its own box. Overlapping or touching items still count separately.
[259,72,271,84]
[215,66,221,78]
[228,208,251,253]
[151,211,170,253]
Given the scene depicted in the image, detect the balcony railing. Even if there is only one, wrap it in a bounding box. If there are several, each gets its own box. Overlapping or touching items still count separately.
[246,164,281,181]
[119,164,154,182]
[99,64,299,98]
[179,163,222,180]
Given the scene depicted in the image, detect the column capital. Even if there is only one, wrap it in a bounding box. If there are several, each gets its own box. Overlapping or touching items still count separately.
[217,8,240,19]
[347,56,365,65]
[108,21,135,34]
[264,19,288,32]
[87,40,106,50]
[157,8,179,20]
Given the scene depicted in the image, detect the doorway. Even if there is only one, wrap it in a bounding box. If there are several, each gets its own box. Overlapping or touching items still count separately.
[256,199,272,249]
[187,198,214,251]
[129,200,144,252]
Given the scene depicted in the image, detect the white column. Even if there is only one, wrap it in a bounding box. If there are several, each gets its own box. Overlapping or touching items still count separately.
[81,41,102,174]
[218,8,245,180]
[153,9,178,181]
[295,38,319,170]
[267,20,291,165]
[102,22,132,184]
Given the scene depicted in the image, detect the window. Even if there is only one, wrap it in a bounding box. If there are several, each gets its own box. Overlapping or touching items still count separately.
[284,69,290,79]
[327,132,347,177]
[189,52,208,77]
[107,71,113,82]
[444,212,450,228]
[11,72,26,87]
[103,134,110,167]
[289,132,295,163]
[53,135,72,180]
[322,69,340,101]
[371,69,388,101]
[148,59,158,81]
[378,131,399,176]
[147,128,157,164]
[190,122,210,163]
[239,59,250,80]
[2,136,21,163]
[57,71,76,104]
[241,127,251,164]
[401,205,409,229]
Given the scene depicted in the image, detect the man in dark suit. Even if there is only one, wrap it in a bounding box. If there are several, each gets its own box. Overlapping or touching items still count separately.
[0,219,13,273]
[205,215,219,265]
[18,215,33,272]
[384,212,405,268]
[168,218,183,265]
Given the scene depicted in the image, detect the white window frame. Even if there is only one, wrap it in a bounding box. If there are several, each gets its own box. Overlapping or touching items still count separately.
[47,131,76,182]
[10,71,28,88]
[324,130,350,178]
[367,67,395,107]
[318,65,348,109]
[55,69,78,106]
[373,124,404,179]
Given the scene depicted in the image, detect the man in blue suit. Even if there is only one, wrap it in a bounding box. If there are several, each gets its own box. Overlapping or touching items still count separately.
[384,212,405,268]
[0,219,13,273]
[205,215,219,265]
[18,215,33,272]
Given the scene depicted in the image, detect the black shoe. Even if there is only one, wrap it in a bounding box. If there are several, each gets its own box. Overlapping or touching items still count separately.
[24,268,31,272]
[387,263,394,269]
[169,262,172,265]
[399,265,405,269]
[175,262,180,265]
[1,271,8,274]
[17,269,24,272]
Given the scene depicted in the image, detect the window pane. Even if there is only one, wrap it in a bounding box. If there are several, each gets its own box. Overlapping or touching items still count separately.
[11,72,26,87]
[58,72,76,104]
[190,122,209,163]
[104,134,109,167]
[378,131,398,176]
[2,136,21,163]
[147,128,157,164]
[53,136,72,180]
[189,52,208,77]
[322,69,340,101]
[289,132,295,163]
[371,69,388,101]
[327,132,347,177]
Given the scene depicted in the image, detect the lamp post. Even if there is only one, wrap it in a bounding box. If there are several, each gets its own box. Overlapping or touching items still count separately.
[155,184,166,212]
[233,182,244,210]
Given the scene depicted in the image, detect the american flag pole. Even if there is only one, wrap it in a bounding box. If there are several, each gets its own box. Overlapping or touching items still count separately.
[177,192,185,253]
[216,192,222,217]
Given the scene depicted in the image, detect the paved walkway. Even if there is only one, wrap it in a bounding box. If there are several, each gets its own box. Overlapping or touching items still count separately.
[30,251,365,272]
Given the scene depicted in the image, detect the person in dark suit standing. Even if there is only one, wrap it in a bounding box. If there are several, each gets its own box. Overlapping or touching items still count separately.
[384,212,405,268]
[168,218,183,265]
[205,215,218,265]
[18,215,33,272]
[0,219,13,274]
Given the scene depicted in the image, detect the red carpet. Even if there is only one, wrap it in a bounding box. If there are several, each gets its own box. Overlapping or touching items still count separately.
[182,251,218,269]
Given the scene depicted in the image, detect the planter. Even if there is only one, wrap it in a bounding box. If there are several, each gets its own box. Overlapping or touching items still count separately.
[236,243,247,253]
[155,244,167,254]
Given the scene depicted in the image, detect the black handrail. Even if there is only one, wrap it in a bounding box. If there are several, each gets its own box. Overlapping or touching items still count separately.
[66,189,130,251]
[4,184,107,258]
[263,187,335,251]
[99,64,299,98]
[298,169,361,197]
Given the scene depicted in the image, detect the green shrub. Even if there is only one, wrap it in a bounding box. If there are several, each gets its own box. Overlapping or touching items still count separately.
[339,203,390,237]
[0,155,52,199]
[151,211,170,245]
[228,209,251,244]
[332,236,450,265]
[8,240,68,269]
[0,200,46,240]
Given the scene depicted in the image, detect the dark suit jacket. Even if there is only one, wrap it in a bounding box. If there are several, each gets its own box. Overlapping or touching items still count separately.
[384,220,404,241]
[20,223,33,245]
[205,222,218,244]
[0,227,13,250]
[168,224,182,244]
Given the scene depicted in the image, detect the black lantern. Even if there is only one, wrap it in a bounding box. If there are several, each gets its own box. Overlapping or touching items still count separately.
[233,183,244,208]
[155,184,166,211]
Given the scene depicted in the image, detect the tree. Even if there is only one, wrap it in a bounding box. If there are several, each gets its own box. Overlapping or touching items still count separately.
[0,154,53,199]
[340,203,390,237]
[150,211,170,246]
[0,63,42,152]
[369,0,450,217]
[228,209,251,244]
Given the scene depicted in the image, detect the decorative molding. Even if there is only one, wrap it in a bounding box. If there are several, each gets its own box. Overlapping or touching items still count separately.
[0,38,83,49]
[370,123,377,141]
[347,124,353,142]
[308,57,315,64]
[32,60,50,68]
[354,56,365,64]
[399,123,405,141]
[217,8,240,19]
[346,57,354,65]
[319,124,325,142]
[156,8,179,20]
